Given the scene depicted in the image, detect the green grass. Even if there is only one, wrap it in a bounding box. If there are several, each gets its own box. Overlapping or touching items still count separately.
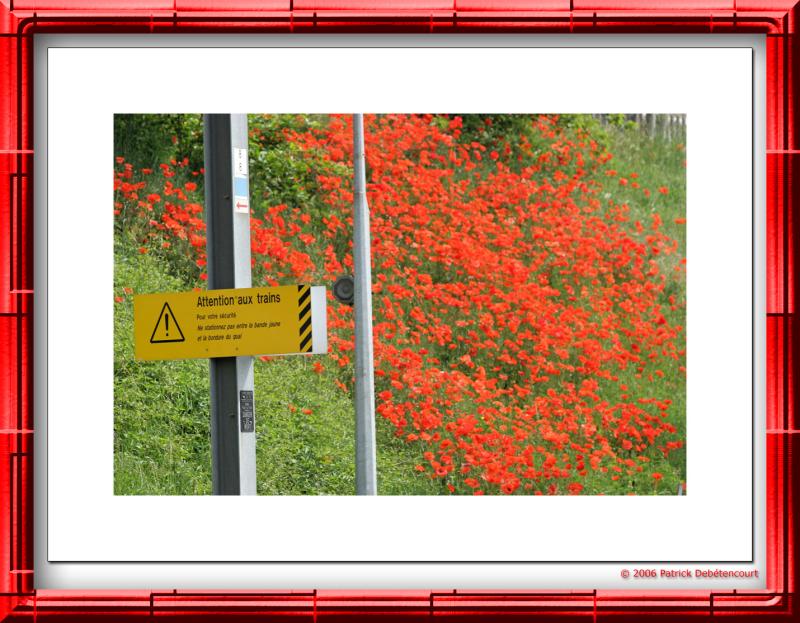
[114,246,213,494]
[596,122,688,493]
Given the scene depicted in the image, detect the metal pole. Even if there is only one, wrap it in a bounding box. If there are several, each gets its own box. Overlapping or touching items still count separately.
[203,114,257,495]
[353,113,377,495]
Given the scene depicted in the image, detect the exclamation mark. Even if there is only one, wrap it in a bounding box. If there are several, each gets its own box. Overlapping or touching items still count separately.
[165,313,170,337]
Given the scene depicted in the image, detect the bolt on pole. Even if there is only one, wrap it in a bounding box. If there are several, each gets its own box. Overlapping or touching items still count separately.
[203,114,257,495]
[353,113,378,495]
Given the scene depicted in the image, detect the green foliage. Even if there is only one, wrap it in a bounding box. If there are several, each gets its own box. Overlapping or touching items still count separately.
[457,113,537,144]
[114,114,204,171]
[248,114,349,221]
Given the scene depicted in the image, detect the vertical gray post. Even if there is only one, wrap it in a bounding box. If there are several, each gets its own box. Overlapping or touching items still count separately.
[203,114,256,495]
[353,113,377,495]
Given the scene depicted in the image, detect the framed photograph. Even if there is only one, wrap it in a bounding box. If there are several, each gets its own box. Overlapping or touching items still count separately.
[0,1,795,620]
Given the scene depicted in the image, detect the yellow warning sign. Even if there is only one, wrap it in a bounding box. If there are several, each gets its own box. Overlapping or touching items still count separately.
[134,285,327,361]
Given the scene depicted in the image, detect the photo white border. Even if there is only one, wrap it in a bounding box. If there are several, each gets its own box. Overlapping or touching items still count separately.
[35,34,765,589]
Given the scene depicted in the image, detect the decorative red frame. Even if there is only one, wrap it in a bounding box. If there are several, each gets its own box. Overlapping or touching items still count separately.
[0,1,795,620]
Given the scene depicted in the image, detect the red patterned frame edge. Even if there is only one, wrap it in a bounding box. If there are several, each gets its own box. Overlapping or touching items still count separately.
[0,1,794,621]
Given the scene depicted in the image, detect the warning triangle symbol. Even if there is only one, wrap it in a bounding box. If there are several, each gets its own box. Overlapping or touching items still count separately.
[150,302,186,344]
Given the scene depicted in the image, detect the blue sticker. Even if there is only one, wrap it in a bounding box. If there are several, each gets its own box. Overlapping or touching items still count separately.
[234,177,249,197]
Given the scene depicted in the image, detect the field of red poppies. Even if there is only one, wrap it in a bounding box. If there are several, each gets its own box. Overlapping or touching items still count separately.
[114,114,686,495]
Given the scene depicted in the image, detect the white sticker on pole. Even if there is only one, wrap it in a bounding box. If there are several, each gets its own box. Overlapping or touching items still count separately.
[233,148,250,213]
[233,148,248,178]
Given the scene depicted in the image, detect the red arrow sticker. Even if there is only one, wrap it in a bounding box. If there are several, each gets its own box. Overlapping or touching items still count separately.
[233,195,249,214]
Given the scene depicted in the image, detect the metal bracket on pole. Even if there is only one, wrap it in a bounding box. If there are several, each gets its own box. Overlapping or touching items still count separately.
[353,113,378,495]
[203,114,257,495]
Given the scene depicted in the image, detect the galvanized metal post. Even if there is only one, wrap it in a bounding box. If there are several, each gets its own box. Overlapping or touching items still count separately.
[353,113,377,495]
[203,114,257,495]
